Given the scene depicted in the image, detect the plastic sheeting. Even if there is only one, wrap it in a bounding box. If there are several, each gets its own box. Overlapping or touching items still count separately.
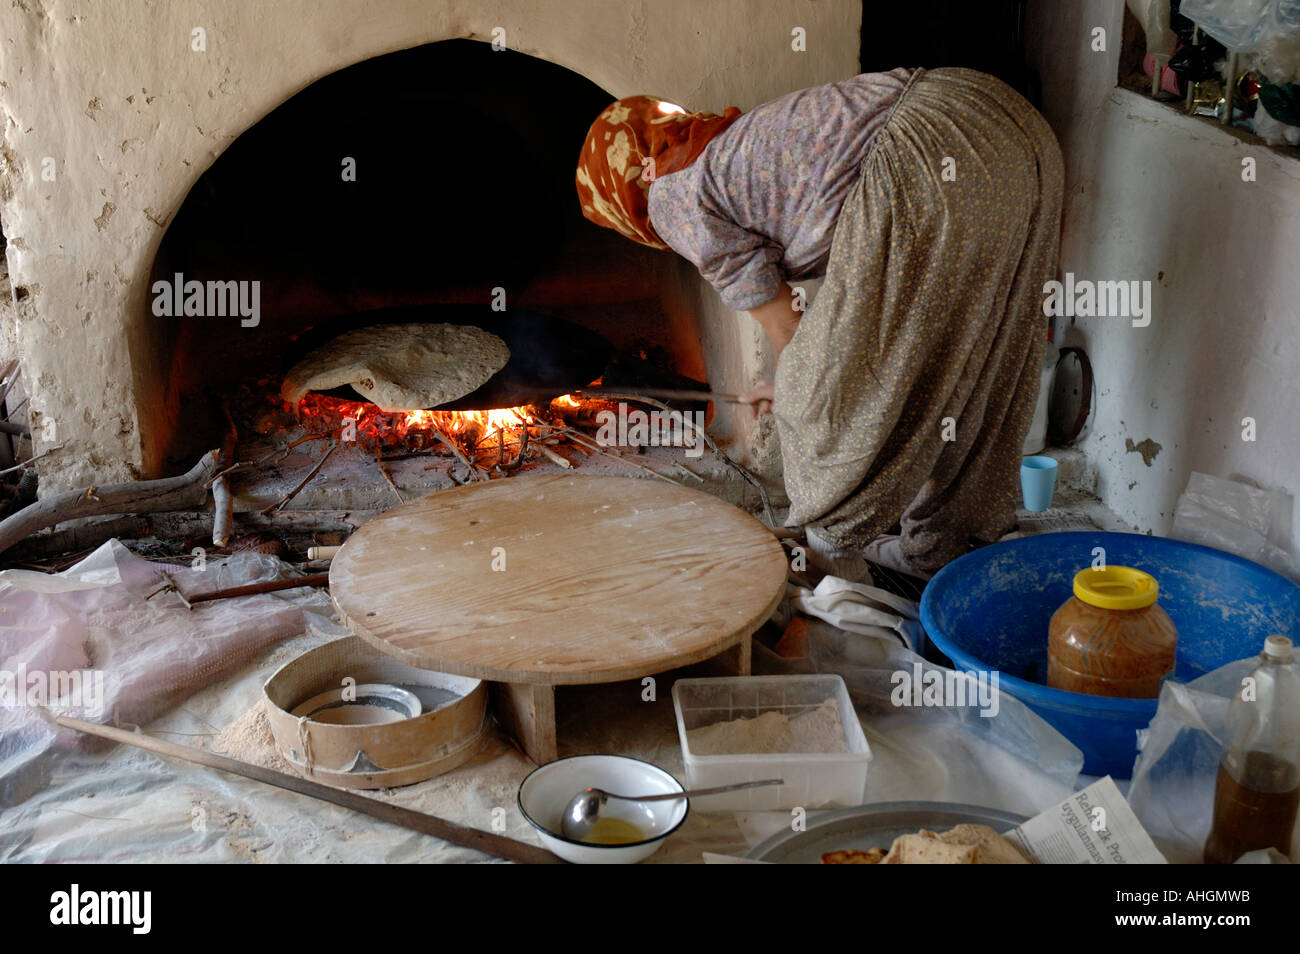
[1171,471,1298,583]
[1181,0,1300,52]
[1,559,1085,864]
[1129,656,1300,864]
[0,540,327,808]
[1128,0,1178,56]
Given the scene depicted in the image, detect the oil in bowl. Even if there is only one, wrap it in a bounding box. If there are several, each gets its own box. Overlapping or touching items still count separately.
[581,816,645,845]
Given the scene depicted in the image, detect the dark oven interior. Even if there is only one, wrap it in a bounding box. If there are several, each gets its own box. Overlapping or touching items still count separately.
[149,39,709,468]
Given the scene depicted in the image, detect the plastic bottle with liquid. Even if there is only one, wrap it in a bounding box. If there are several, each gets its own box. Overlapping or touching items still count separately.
[1203,635,1300,864]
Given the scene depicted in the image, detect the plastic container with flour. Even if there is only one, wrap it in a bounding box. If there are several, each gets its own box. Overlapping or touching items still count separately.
[672,674,871,812]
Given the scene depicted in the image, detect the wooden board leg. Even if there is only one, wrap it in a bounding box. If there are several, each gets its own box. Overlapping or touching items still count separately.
[491,682,557,765]
[717,636,751,676]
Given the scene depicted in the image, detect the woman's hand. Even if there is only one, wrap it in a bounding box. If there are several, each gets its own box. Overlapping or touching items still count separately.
[748,285,801,360]
[738,380,774,418]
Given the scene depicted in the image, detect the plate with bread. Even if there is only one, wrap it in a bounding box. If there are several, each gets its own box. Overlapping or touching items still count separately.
[745,801,1030,864]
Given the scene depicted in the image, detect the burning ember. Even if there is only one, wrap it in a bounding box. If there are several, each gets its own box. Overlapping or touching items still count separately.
[262,384,649,487]
[295,393,537,446]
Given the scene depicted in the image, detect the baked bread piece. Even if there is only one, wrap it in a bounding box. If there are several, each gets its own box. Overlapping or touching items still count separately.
[824,823,1030,865]
[934,823,1030,864]
[282,323,510,411]
[882,833,980,864]
[821,848,887,864]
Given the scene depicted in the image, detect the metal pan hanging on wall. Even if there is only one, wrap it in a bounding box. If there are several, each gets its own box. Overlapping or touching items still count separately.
[1047,346,1094,446]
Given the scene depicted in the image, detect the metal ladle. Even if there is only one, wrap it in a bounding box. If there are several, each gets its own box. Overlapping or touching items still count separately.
[561,778,783,841]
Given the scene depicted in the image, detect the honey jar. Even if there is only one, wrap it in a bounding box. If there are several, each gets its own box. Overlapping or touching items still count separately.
[1047,566,1177,698]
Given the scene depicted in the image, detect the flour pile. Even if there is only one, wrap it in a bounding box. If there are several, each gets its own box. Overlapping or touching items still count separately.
[686,698,847,755]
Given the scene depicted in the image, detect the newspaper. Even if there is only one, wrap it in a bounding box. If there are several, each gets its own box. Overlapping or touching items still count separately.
[1006,776,1168,864]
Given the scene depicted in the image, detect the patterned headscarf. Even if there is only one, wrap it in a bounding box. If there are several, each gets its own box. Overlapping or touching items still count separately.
[576,96,742,249]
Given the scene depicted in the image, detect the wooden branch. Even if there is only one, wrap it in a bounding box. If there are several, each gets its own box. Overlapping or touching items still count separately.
[551,424,679,485]
[534,444,573,469]
[580,386,742,404]
[0,450,219,556]
[185,572,330,605]
[259,440,339,516]
[0,445,61,478]
[501,421,530,473]
[431,427,486,482]
[0,360,20,407]
[55,716,564,864]
[211,476,233,547]
[375,443,404,505]
[581,394,777,525]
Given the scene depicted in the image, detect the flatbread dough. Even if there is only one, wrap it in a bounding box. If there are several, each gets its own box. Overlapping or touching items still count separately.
[281,323,510,411]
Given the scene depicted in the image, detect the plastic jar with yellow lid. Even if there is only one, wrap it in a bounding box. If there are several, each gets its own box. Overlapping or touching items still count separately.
[1047,566,1178,698]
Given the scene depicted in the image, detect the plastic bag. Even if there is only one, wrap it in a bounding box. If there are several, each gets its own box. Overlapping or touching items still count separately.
[1170,471,1298,582]
[755,618,1083,817]
[0,539,328,808]
[1181,0,1300,51]
[1129,656,1300,863]
[1128,0,1178,55]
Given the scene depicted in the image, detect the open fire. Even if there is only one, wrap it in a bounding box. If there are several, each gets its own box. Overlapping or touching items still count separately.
[279,390,617,485]
[295,393,544,448]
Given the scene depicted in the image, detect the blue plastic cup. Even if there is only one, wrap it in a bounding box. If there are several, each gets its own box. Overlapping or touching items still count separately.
[1020,456,1058,512]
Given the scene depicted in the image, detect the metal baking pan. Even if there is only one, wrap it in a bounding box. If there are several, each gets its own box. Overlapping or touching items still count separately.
[745,801,1028,864]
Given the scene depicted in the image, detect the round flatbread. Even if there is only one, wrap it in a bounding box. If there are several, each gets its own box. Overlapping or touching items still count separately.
[282,323,511,411]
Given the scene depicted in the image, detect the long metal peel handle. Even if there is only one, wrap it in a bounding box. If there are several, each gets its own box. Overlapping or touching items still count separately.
[616,778,784,802]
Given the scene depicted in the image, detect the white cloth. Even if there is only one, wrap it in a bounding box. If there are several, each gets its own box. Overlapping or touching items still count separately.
[790,575,920,652]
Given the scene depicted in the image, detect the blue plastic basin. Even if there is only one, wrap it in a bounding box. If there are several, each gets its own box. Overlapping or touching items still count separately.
[920,532,1300,777]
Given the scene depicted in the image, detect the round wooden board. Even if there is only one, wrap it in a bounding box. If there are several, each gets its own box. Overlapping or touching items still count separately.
[330,473,788,685]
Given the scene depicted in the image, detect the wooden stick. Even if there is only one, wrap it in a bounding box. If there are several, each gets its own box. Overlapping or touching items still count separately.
[580,386,743,404]
[431,427,485,482]
[535,444,572,469]
[0,359,20,407]
[375,443,404,505]
[0,450,217,556]
[259,441,338,516]
[211,475,233,547]
[583,393,777,525]
[551,425,679,485]
[185,572,330,604]
[54,716,565,864]
[0,445,61,478]
[501,419,530,473]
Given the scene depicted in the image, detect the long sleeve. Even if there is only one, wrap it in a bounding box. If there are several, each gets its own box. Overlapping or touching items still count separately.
[641,68,914,312]
[648,181,785,311]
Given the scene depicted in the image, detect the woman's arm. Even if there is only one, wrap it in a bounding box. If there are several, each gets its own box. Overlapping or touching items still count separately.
[737,284,800,417]
[748,283,801,358]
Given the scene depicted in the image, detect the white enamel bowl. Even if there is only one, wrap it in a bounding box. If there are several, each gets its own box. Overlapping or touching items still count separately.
[518,754,688,864]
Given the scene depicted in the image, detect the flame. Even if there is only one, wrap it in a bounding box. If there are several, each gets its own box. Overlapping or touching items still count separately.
[292,393,586,446]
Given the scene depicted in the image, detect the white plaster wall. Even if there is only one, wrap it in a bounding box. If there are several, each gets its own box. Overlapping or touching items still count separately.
[1026,0,1300,555]
[0,0,860,491]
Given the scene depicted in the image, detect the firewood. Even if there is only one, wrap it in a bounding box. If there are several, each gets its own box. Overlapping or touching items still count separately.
[211,475,234,547]
[259,440,339,515]
[0,450,219,556]
[185,572,330,604]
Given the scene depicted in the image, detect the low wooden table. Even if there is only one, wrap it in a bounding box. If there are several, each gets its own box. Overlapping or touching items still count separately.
[330,473,789,763]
